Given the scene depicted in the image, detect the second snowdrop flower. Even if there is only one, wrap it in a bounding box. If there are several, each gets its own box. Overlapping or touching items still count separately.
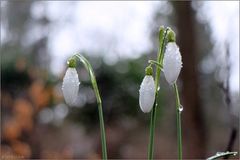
[62,58,80,106]
[139,66,156,113]
[163,42,182,85]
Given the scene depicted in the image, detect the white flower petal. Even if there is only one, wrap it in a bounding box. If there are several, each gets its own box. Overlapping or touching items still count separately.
[139,75,156,113]
[163,42,182,85]
[62,68,80,106]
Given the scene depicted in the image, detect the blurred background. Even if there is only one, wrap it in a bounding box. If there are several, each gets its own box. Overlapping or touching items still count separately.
[1,1,239,159]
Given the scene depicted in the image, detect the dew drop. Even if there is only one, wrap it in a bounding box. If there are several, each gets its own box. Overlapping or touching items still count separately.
[216,152,223,156]
[178,104,183,113]
[157,86,160,91]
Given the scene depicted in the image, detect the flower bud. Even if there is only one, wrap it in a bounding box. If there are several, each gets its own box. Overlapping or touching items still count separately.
[139,75,155,113]
[163,42,182,85]
[167,29,176,42]
[62,68,80,106]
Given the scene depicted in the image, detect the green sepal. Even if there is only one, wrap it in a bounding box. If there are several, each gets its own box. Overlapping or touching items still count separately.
[167,28,176,42]
[145,65,153,76]
[67,57,77,68]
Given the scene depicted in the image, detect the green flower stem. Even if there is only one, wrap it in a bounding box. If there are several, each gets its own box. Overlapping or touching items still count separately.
[173,83,182,160]
[148,60,163,70]
[74,54,108,159]
[207,151,238,160]
[147,27,169,160]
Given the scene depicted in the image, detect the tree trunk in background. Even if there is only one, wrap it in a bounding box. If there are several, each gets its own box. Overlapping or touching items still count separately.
[173,2,206,158]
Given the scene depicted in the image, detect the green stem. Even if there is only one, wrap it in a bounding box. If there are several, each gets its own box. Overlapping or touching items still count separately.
[148,60,163,69]
[207,151,238,160]
[147,27,169,160]
[74,54,108,159]
[174,83,182,160]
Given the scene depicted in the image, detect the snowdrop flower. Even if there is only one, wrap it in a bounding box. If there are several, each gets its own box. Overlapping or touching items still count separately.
[139,66,156,113]
[163,42,182,85]
[62,58,80,106]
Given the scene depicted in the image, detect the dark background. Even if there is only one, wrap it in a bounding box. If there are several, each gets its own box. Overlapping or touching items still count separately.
[1,1,239,159]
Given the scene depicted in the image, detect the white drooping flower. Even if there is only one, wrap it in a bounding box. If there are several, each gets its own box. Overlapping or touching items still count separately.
[163,42,182,85]
[139,75,156,113]
[62,68,80,106]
